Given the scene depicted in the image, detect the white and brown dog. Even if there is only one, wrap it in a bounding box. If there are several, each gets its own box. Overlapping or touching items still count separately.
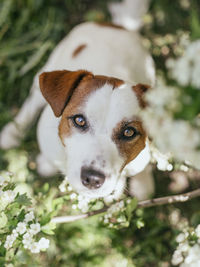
[0,22,155,200]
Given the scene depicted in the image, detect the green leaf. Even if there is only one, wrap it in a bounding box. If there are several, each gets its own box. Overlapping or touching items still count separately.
[2,182,15,191]
[125,198,138,221]
[0,245,6,257]
[17,209,25,221]
[190,8,200,40]
[0,212,7,229]
[15,193,32,206]
[0,257,5,266]
[136,218,145,229]
[41,222,56,235]
[40,212,52,226]
[6,202,20,218]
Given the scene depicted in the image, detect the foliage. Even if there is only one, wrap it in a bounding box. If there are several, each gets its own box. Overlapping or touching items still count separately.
[0,173,51,266]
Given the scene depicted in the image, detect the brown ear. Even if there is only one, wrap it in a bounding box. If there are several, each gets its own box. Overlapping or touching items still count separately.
[132,83,150,108]
[39,70,92,117]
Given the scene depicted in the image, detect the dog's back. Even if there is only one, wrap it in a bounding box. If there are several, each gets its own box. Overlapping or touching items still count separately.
[41,22,155,85]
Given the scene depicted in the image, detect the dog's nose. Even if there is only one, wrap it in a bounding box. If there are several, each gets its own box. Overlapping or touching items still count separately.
[81,167,105,189]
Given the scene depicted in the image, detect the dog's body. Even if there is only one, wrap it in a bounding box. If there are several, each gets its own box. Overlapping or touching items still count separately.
[0,22,155,200]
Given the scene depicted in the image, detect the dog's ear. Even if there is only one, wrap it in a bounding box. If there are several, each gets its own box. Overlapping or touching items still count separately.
[132,83,150,108]
[39,70,92,117]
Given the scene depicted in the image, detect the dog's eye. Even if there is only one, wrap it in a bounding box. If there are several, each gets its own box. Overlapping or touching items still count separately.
[121,126,138,140]
[71,115,87,129]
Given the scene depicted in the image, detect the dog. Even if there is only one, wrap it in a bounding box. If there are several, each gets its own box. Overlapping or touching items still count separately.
[0,22,155,200]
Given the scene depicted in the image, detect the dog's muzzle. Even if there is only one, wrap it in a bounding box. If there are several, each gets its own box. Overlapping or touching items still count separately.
[81,166,105,189]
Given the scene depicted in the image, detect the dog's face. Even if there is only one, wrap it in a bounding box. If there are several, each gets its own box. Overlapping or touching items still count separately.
[39,70,149,198]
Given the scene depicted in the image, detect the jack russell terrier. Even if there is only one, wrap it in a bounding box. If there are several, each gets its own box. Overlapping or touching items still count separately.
[0,22,155,200]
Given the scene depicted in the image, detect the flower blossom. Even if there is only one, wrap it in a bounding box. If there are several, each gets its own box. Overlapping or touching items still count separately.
[24,211,35,223]
[166,40,200,89]
[16,222,27,235]
[141,77,200,170]
[29,223,41,235]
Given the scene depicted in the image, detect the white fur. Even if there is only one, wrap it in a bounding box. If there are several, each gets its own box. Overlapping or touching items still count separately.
[63,83,143,198]
[84,83,140,132]
[0,22,155,200]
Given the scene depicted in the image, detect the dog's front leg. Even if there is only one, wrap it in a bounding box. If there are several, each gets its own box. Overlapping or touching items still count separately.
[128,166,154,201]
[0,80,46,149]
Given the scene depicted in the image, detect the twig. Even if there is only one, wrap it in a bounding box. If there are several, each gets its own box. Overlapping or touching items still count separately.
[51,188,200,224]
[51,207,107,224]
[137,188,200,208]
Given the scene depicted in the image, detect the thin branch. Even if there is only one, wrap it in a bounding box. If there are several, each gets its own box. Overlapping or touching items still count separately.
[137,188,200,208]
[51,188,200,224]
[51,207,107,224]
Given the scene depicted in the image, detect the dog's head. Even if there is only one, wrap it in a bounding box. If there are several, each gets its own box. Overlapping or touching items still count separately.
[39,70,150,198]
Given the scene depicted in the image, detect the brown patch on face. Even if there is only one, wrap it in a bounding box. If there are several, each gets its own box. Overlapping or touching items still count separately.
[72,44,87,58]
[132,83,150,108]
[58,74,124,144]
[39,70,92,117]
[112,119,147,171]
[94,75,124,89]
[96,22,125,30]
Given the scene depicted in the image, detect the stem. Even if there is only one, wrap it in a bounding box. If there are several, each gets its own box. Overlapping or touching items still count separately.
[137,188,200,208]
[51,188,200,224]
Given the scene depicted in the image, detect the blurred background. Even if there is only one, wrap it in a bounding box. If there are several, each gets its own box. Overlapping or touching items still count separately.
[0,0,200,266]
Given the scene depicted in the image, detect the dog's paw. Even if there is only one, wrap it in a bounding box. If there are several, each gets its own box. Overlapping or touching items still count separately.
[36,154,57,177]
[0,122,22,149]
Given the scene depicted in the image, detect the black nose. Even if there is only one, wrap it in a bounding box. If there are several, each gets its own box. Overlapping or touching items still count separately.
[81,167,105,189]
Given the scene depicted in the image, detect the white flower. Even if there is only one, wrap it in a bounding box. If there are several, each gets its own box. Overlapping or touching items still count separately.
[4,234,16,249]
[176,233,186,243]
[0,176,6,187]
[195,225,200,238]
[141,76,200,170]
[16,222,27,235]
[30,242,40,253]
[22,232,33,249]
[104,194,115,204]
[77,196,91,212]
[167,40,200,89]
[38,237,50,250]
[107,200,125,217]
[169,209,181,225]
[183,244,200,266]
[24,211,34,223]
[29,223,41,235]
[118,201,124,209]
[70,193,77,200]
[152,149,173,171]
[12,229,19,238]
[59,176,68,192]
[178,242,190,253]
[72,204,77,210]
[172,229,200,267]
[104,218,109,224]
[1,190,16,204]
[77,202,89,213]
[172,249,184,265]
